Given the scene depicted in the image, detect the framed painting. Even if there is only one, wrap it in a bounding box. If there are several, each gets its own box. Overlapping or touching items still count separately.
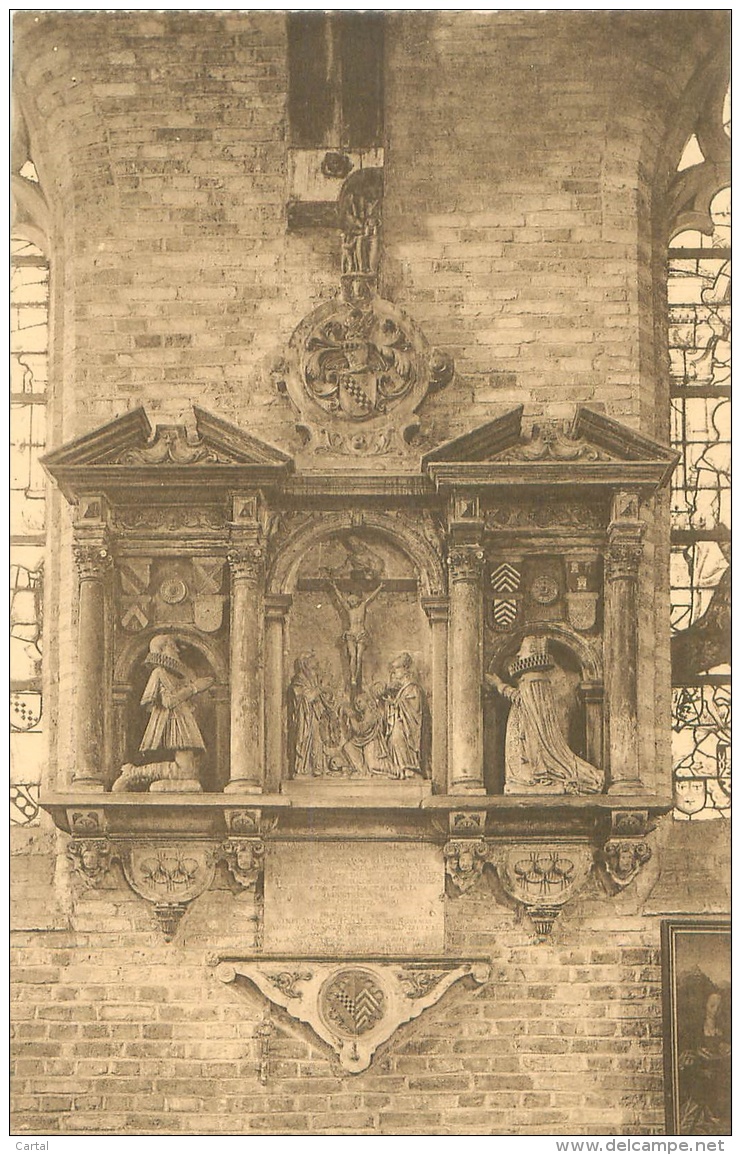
[662,919,731,1135]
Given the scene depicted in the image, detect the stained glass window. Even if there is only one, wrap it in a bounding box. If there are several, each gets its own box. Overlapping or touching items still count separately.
[668,81,731,821]
[10,236,48,826]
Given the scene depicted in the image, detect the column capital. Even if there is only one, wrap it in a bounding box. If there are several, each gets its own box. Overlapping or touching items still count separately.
[264,593,292,621]
[447,544,485,583]
[227,545,265,584]
[421,595,449,623]
[73,541,113,581]
[604,536,643,583]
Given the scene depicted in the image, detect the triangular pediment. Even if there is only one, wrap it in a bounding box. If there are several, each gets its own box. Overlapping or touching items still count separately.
[42,406,293,470]
[42,406,294,504]
[422,407,524,464]
[423,406,677,466]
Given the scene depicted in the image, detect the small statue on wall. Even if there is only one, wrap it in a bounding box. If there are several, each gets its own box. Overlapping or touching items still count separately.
[485,636,603,795]
[113,635,214,793]
[381,652,425,780]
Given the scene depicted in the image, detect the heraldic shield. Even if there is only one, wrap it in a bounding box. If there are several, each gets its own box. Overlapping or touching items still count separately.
[193,595,224,633]
[566,591,598,631]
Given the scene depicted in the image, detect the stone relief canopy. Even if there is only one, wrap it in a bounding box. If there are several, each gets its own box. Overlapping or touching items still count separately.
[40,401,678,953]
[40,401,677,808]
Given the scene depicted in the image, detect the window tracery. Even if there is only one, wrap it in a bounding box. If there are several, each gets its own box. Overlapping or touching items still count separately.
[10,230,48,825]
[667,73,731,821]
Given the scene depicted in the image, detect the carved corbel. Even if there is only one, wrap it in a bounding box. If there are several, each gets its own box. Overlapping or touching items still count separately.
[224,809,278,837]
[119,842,218,942]
[67,838,114,886]
[494,843,594,940]
[449,809,487,836]
[67,808,107,836]
[444,839,489,895]
[598,839,652,892]
[609,808,652,838]
[220,838,265,890]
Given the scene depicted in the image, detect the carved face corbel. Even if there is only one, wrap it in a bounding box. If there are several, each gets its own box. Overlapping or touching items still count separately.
[67,838,113,886]
[443,839,489,895]
[220,838,265,890]
[600,839,652,890]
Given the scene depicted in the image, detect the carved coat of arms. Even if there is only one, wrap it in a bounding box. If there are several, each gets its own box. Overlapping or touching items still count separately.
[303,307,416,421]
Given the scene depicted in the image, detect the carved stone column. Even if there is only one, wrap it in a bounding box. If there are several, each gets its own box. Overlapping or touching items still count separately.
[225,546,265,794]
[263,594,292,794]
[422,596,449,794]
[447,545,486,795]
[579,680,604,771]
[73,542,113,791]
[604,491,644,794]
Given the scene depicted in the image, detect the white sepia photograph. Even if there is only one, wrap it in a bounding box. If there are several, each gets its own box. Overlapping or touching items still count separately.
[10,8,731,1140]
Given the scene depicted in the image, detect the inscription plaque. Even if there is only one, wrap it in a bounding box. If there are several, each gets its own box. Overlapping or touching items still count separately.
[263,842,445,954]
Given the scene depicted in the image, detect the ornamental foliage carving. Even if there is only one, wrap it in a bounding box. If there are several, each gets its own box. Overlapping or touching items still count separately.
[447,545,485,582]
[485,500,603,530]
[605,540,644,582]
[113,506,225,532]
[73,543,113,580]
[493,422,613,463]
[117,425,230,466]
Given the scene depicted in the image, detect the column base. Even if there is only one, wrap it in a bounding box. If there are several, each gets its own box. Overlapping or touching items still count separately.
[150,778,203,794]
[449,782,487,796]
[70,778,106,793]
[608,779,644,796]
[223,780,263,795]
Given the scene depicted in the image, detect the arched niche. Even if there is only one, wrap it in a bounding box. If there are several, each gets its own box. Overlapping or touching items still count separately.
[112,626,229,792]
[265,516,439,786]
[266,511,446,599]
[484,624,603,796]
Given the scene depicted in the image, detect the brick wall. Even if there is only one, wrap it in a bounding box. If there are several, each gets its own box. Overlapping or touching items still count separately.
[11,818,730,1136]
[11,10,730,1136]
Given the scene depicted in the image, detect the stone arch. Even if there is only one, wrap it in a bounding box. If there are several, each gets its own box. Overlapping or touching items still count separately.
[266,511,446,598]
[487,622,602,683]
[114,625,229,686]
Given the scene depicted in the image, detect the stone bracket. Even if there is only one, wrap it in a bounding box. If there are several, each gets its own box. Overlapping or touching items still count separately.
[66,834,267,941]
[66,807,108,836]
[443,839,489,894]
[598,838,652,892]
[223,808,279,838]
[594,809,654,891]
[213,956,490,1072]
[491,842,594,939]
[220,837,265,890]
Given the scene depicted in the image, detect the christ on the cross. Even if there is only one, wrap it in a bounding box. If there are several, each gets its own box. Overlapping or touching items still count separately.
[326,576,383,688]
